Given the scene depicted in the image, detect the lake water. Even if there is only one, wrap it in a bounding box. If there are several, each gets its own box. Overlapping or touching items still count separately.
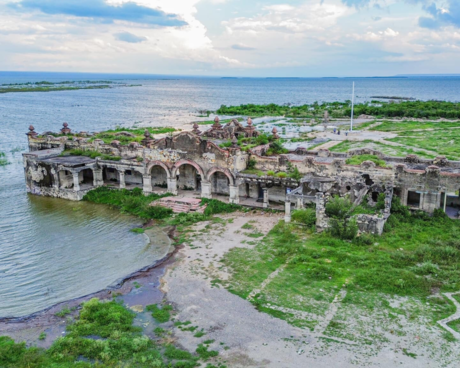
[1,72,460,318]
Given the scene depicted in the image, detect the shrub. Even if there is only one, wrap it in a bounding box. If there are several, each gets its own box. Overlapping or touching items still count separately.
[83,187,172,220]
[291,208,316,227]
[326,196,353,219]
[146,304,173,323]
[277,172,287,178]
[247,158,257,169]
[201,198,241,216]
[326,196,358,240]
[345,154,386,167]
[267,170,275,176]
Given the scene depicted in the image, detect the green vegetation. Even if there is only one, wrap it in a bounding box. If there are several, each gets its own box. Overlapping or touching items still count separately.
[331,120,460,160]
[220,198,460,337]
[38,333,46,341]
[90,127,176,146]
[201,198,241,217]
[330,140,437,159]
[0,298,215,367]
[130,227,145,234]
[325,196,358,240]
[217,100,460,119]
[55,306,73,318]
[388,128,460,160]
[197,118,243,125]
[83,187,173,220]
[61,149,121,161]
[146,304,173,323]
[291,208,316,227]
[0,80,141,94]
[369,120,460,132]
[0,152,9,166]
[345,154,387,167]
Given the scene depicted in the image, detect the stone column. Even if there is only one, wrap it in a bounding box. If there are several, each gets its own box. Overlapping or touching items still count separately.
[93,169,104,187]
[296,197,304,210]
[315,192,328,232]
[285,198,292,223]
[263,188,269,208]
[201,181,212,199]
[143,174,153,194]
[72,172,80,192]
[51,169,59,189]
[119,171,126,189]
[229,185,239,204]
[167,177,178,195]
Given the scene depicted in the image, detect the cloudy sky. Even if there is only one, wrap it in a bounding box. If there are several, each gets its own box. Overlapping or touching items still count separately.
[0,0,459,76]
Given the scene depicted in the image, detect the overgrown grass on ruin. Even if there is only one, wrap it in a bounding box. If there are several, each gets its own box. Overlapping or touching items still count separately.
[220,199,460,333]
[345,154,387,167]
[89,127,176,145]
[61,149,122,161]
[0,298,217,367]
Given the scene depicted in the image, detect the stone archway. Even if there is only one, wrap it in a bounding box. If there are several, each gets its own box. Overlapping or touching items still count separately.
[147,161,171,190]
[206,167,238,203]
[171,159,205,179]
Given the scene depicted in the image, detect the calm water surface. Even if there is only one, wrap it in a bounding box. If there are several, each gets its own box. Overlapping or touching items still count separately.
[1,72,460,317]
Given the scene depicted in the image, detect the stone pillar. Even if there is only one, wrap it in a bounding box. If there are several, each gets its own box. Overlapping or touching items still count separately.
[285,198,291,223]
[167,177,178,195]
[93,169,104,187]
[119,171,126,189]
[315,192,328,232]
[201,181,212,199]
[73,172,80,192]
[229,185,239,204]
[51,169,59,189]
[402,188,408,206]
[296,197,304,210]
[143,174,153,194]
[263,188,269,208]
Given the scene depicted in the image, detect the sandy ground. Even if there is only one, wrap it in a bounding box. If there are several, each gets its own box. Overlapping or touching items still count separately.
[162,212,460,368]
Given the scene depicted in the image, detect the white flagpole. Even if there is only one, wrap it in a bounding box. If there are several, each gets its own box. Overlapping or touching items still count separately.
[351,82,355,132]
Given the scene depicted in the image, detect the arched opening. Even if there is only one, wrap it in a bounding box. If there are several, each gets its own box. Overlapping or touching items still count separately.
[209,171,230,196]
[103,167,119,186]
[124,169,143,188]
[80,168,94,189]
[177,164,202,192]
[58,170,73,189]
[151,165,168,189]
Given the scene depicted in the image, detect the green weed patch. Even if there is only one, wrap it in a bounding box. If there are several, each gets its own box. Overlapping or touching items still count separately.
[83,187,173,220]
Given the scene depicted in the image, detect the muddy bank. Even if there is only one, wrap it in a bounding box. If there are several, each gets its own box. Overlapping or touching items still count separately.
[0,224,178,347]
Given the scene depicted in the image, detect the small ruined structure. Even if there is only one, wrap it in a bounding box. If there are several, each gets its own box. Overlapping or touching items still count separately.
[201,116,259,140]
[23,123,460,235]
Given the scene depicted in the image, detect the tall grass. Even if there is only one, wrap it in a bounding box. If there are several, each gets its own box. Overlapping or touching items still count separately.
[83,187,172,220]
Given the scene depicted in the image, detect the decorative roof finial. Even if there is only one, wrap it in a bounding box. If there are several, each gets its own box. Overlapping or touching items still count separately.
[247,117,253,126]
[60,122,71,135]
[144,129,151,138]
[272,127,280,139]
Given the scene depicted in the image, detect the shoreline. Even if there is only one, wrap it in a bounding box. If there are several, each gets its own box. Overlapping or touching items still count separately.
[0,223,177,328]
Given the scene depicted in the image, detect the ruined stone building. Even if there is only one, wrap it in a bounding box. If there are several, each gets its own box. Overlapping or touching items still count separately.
[23,122,460,235]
